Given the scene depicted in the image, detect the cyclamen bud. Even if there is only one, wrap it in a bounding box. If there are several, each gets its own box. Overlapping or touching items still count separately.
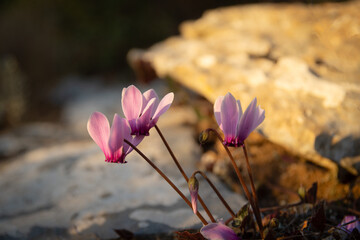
[298,186,306,200]
[188,176,199,214]
[199,130,210,145]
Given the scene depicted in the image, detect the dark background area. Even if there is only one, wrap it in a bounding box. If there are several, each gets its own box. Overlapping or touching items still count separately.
[0,0,340,128]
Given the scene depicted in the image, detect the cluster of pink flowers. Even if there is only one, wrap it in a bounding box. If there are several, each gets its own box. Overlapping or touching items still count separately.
[87,85,174,163]
[88,86,265,240]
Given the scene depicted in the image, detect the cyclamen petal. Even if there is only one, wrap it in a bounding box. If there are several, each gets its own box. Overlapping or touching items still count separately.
[108,114,125,161]
[122,85,143,120]
[339,215,360,233]
[251,105,265,131]
[143,89,160,115]
[152,92,174,120]
[122,120,134,155]
[214,93,265,147]
[200,222,239,240]
[122,86,174,136]
[220,93,239,145]
[237,98,258,142]
[191,193,198,214]
[124,135,145,156]
[214,96,224,130]
[143,89,159,102]
[236,100,243,118]
[87,112,142,163]
[87,112,111,158]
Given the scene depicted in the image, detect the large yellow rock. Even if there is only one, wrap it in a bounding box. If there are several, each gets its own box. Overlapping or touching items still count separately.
[128,1,360,175]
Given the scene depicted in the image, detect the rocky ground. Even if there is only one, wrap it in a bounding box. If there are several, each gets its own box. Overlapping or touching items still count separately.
[0,79,245,240]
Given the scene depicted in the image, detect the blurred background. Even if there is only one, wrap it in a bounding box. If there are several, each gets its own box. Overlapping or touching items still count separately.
[0,0,338,129]
[0,0,268,129]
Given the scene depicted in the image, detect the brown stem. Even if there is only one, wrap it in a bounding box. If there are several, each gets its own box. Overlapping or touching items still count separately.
[241,144,262,229]
[193,170,236,218]
[206,128,263,235]
[154,125,216,222]
[225,216,234,225]
[124,139,208,225]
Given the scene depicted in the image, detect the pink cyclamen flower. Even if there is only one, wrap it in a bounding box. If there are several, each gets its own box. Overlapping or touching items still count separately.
[200,222,239,240]
[214,93,265,147]
[339,215,360,233]
[188,176,199,214]
[122,85,174,136]
[87,112,144,163]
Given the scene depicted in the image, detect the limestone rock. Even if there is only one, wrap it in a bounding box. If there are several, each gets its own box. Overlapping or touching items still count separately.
[128,1,360,175]
[0,82,245,239]
[0,123,72,159]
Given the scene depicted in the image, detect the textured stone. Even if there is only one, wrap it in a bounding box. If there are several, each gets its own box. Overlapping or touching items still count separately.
[0,81,245,239]
[0,123,77,159]
[128,1,360,175]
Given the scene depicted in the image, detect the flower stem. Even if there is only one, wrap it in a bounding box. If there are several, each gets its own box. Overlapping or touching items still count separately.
[124,139,208,225]
[225,216,234,225]
[192,170,236,218]
[154,124,216,223]
[241,144,263,230]
[206,128,263,235]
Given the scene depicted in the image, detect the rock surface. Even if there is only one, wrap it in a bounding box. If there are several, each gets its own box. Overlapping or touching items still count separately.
[0,79,245,239]
[128,1,360,175]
